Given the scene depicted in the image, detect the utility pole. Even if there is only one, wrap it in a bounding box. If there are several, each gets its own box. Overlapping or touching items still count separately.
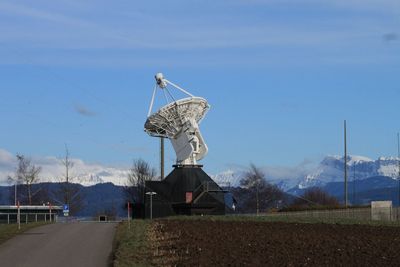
[63,145,72,209]
[17,201,20,230]
[397,133,400,208]
[127,201,131,230]
[256,183,260,216]
[160,137,165,180]
[14,183,17,206]
[353,165,356,206]
[344,120,348,208]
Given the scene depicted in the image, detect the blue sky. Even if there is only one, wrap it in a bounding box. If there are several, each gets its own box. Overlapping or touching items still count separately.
[0,0,399,176]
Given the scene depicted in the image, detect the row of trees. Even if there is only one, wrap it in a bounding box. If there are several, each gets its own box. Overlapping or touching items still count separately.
[3,153,157,216]
[6,147,84,215]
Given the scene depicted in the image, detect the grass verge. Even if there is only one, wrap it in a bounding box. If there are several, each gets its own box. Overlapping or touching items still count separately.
[0,222,49,244]
[113,220,151,267]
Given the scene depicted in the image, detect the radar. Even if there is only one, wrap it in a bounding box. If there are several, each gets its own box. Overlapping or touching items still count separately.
[142,73,228,219]
[145,73,210,166]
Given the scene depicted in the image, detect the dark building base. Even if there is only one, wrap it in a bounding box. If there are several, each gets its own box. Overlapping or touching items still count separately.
[145,165,227,219]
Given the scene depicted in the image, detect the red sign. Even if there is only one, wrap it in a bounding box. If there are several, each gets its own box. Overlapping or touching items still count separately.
[186,192,193,204]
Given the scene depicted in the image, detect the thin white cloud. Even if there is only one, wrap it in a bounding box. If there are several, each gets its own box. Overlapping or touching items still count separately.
[0,1,398,67]
[0,2,93,27]
[234,0,400,12]
[0,1,394,50]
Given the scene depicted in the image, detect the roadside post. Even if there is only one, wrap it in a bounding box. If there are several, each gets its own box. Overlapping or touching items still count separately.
[17,201,20,230]
[49,202,52,223]
[127,202,131,230]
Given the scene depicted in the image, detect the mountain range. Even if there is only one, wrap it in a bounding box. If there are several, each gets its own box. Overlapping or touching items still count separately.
[213,155,400,193]
[43,155,399,200]
[0,183,126,217]
[1,155,398,215]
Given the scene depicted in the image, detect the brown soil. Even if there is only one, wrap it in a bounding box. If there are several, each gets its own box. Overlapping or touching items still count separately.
[147,219,400,267]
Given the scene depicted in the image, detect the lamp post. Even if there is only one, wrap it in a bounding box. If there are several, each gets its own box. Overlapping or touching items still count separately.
[146,192,157,220]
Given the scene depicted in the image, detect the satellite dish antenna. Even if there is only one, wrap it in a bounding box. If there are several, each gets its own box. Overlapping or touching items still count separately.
[145,73,210,166]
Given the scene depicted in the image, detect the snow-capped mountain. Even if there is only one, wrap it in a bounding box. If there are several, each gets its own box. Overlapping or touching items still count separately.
[297,155,400,190]
[0,148,131,187]
[37,155,400,189]
[212,170,242,187]
[65,169,129,187]
[38,167,130,187]
[211,155,400,192]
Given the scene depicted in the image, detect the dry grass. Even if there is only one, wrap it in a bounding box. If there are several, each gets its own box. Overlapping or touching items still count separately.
[113,220,152,267]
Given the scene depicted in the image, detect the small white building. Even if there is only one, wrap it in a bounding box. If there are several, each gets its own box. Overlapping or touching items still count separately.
[371,201,392,221]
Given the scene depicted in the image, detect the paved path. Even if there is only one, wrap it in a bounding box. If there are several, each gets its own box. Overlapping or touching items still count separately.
[0,222,117,267]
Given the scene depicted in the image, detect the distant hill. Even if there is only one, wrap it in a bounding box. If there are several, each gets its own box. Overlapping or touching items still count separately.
[288,176,400,206]
[213,155,400,193]
[0,183,128,217]
[1,176,398,217]
[292,156,399,190]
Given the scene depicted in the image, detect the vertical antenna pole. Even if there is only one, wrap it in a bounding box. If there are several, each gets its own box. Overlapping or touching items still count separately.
[353,165,356,206]
[397,132,400,208]
[344,120,348,208]
[160,137,165,180]
[14,183,17,206]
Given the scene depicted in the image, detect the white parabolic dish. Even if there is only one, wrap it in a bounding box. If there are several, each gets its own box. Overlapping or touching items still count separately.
[145,97,209,138]
[144,74,210,166]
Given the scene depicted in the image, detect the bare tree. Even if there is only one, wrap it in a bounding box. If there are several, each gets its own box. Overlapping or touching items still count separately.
[125,159,157,205]
[14,154,42,205]
[235,164,285,214]
[53,146,84,216]
[240,164,267,215]
[62,145,73,206]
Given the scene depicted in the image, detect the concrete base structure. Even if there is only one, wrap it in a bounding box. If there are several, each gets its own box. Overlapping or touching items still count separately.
[145,165,227,219]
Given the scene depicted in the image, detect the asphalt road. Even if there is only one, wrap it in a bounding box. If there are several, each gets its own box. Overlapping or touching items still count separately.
[0,222,117,267]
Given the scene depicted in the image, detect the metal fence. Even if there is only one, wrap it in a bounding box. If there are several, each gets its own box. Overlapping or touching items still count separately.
[263,207,400,223]
[0,213,58,224]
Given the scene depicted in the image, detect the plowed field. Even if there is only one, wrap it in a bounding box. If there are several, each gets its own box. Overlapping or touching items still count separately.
[147,220,400,266]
